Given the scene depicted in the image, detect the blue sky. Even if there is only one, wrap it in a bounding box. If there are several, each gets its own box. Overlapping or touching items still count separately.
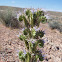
[0,0,62,12]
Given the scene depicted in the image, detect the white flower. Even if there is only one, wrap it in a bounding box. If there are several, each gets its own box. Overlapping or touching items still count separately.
[16,49,20,53]
[34,9,37,12]
[32,53,35,56]
[30,9,34,13]
[45,14,50,19]
[23,50,26,56]
[17,12,21,21]
[22,27,25,31]
[24,9,27,13]
[35,28,40,31]
[28,39,36,44]
[30,27,31,31]
[16,49,20,56]
[33,26,40,31]
[22,28,24,31]
[17,32,21,37]
[32,40,35,44]
[33,26,37,30]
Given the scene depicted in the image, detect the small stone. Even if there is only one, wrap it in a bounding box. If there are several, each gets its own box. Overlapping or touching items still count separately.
[49,47,52,49]
[45,58,48,61]
[56,47,59,50]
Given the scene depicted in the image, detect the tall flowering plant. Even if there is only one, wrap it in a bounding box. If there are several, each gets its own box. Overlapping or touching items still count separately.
[18,9,47,62]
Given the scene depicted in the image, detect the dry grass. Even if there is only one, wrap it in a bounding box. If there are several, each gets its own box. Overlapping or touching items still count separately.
[0,10,20,28]
[48,21,62,32]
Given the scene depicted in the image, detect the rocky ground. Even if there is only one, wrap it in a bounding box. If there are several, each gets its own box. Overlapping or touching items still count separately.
[0,22,62,62]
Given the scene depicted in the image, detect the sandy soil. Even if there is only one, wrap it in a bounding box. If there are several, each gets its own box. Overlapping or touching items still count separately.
[0,22,62,62]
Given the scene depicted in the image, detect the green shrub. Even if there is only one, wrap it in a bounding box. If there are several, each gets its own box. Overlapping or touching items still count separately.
[18,9,47,62]
[48,21,62,32]
[0,9,20,28]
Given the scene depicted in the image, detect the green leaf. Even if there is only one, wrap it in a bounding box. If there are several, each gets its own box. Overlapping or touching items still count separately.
[23,29,28,35]
[19,51,25,61]
[41,16,47,23]
[29,42,33,53]
[33,12,37,26]
[39,54,44,61]
[25,40,29,49]
[32,42,38,52]
[19,35,27,41]
[38,39,44,47]
[35,51,44,61]
[37,10,44,16]
[35,55,39,59]
[36,30,44,38]
[19,15,23,22]
[25,52,31,62]
[25,9,31,16]
[30,14,34,27]
[31,28,36,37]
[19,51,23,56]
[23,16,30,28]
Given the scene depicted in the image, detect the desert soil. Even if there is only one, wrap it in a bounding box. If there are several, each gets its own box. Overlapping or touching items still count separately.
[0,22,62,62]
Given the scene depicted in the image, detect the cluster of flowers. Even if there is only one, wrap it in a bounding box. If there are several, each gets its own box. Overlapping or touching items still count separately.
[16,9,47,62]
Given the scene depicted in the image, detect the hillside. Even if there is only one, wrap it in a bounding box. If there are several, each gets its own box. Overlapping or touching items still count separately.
[0,6,25,13]
[0,6,62,15]
[0,6,62,22]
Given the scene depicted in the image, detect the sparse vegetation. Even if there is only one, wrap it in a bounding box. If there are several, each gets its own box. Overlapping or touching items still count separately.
[48,21,62,32]
[0,6,25,12]
[0,9,20,28]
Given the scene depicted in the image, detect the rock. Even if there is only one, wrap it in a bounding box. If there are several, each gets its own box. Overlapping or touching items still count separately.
[56,46,59,50]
